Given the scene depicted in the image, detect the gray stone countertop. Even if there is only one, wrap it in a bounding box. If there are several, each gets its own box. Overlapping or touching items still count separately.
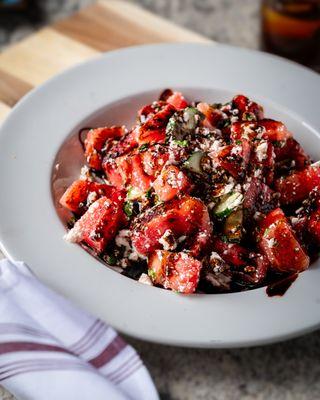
[1,1,320,399]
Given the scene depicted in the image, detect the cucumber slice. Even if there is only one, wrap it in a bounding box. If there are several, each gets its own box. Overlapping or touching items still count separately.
[183,152,204,174]
[213,192,243,219]
[182,107,202,132]
[223,208,243,242]
[212,182,235,198]
[166,107,203,139]
[127,186,143,200]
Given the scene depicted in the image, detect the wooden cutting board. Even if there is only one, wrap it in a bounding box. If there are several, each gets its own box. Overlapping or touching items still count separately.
[0,0,209,124]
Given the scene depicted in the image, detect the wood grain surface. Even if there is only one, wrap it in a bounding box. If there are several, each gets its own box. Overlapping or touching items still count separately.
[0,0,209,124]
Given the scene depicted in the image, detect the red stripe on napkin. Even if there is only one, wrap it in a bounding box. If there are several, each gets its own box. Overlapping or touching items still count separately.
[0,342,72,356]
[89,336,126,368]
[69,319,101,351]
[76,324,108,356]
[106,353,138,380]
[114,360,143,384]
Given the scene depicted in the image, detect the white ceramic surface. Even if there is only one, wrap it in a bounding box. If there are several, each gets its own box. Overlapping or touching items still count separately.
[0,43,320,348]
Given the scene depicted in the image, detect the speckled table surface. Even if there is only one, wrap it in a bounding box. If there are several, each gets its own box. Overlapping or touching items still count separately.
[1,1,320,400]
[0,0,261,51]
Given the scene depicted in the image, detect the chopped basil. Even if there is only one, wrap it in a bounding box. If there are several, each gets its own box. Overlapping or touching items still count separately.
[139,143,149,152]
[106,255,117,265]
[67,216,76,228]
[220,235,229,243]
[173,139,188,147]
[148,269,157,280]
[219,118,231,128]
[263,227,271,237]
[166,117,177,136]
[145,188,153,199]
[124,201,133,217]
[273,140,283,148]
[211,102,222,109]
[243,112,255,121]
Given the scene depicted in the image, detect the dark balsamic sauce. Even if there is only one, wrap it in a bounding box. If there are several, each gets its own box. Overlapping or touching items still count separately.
[266,273,298,297]
[78,127,94,151]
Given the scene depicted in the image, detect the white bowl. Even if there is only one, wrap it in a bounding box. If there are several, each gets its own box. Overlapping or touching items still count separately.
[0,43,320,348]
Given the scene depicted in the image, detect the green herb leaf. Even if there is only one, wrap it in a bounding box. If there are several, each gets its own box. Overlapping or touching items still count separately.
[173,139,188,147]
[221,235,229,243]
[148,269,157,281]
[221,119,231,128]
[243,112,255,121]
[263,227,271,237]
[124,201,133,217]
[166,117,176,136]
[67,216,76,228]
[145,188,152,199]
[273,140,284,148]
[211,103,222,109]
[139,143,149,152]
[107,255,117,265]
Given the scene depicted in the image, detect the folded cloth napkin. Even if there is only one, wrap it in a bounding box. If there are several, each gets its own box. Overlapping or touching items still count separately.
[0,259,159,400]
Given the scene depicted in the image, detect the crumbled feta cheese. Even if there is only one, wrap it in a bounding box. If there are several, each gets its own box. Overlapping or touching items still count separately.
[254,169,262,178]
[255,141,268,162]
[120,258,129,268]
[79,165,91,181]
[115,229,131,250]
[64,223,82,243]
[183,110,190,122]
[88,200,102,214]
[266,238,276,248]
[139,273,153,286]
[242,123,255,138]
[159,229,177,250]
[231,145,242,155]
[210,251,224,263]
[255,126,266,138]
[180,252,188,260]
[128,250,140,261]
[86,191,98,206]
[166,169,182,189]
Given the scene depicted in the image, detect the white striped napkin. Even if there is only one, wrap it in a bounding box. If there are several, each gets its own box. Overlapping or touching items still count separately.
[0,259,159,400]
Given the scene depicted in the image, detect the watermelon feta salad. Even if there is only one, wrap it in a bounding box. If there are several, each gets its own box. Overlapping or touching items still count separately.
[60,89,320,294]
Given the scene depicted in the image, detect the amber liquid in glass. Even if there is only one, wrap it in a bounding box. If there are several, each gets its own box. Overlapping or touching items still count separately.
[262,0,320,70]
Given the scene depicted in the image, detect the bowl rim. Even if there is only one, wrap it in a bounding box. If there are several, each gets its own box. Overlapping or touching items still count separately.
[0,42,320,348]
